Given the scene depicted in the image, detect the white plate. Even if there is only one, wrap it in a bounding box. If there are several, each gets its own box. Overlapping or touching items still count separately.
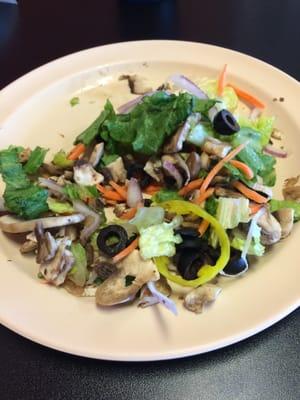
[0,41,299,361]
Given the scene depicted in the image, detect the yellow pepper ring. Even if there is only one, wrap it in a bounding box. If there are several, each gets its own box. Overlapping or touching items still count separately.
[154,200,230,288]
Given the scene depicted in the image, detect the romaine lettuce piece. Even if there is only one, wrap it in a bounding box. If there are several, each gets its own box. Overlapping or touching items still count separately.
[130,207,165,232]
[199,78,239,111]
[216,197,250,230]
[231,225,265,257]
[69,243,88,287]
[52,150,74,168]
[24,146,48,174]
[238,114,275,147]
[269,199,300,222]
[47,198,74,214]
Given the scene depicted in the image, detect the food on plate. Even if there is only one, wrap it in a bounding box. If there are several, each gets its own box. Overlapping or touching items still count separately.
[0,65,299,315]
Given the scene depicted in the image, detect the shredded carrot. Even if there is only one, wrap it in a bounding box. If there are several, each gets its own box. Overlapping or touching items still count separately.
[200,143,246,194]
[109,181,127,201]
[198,219,210,237]
[143,184,162,195]
[249,202,263,215]
[105,199,117,206]
[217,64,227,96]
[232,181,268,204]
[178,178,203,196]
[67,143,86,160]
[229,159,254,180]
[227,83,265,109]
[194,187,215,204]
[96,184,124,201]
[120,207,137,220]
[113,237,139,263]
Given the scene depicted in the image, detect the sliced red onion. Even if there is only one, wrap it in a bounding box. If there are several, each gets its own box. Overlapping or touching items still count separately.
[162,159,183,189]
[263,144,288,158]
[117,91,156,114]
[72,200,102,244]
[168,74,208,99]
[127,178,143,208]
[241,206,266,263]
[38,177,65,194]
[146,281,178,316]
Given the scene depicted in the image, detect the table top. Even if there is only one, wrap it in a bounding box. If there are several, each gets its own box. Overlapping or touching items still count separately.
[0,1,299,399]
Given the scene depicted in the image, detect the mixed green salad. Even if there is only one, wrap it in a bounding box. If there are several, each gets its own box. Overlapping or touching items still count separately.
[0,67,299,315]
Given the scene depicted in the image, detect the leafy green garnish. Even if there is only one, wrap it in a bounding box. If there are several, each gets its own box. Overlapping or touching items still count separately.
[238,114,275,147]
[70,97,80,107]
[52,150,74,168]
[24,146,48,174]
[101,153,119,166]
[4,186,49,219]
[205,196,218,216]
[74,100,114,146]
[63,183,99,201]
[47,198,74,214]
[152,189,183,203]
[69,243,88,287]
[125,275,136,287]
[0,147,30,189]
[269,199,300,222]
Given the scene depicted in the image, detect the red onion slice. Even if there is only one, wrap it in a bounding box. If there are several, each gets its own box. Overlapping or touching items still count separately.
[127,178,143,208]
[146,281,178,316]
[72,200,102,244]
[38,177,65,194]
[241,206,266,262]
[117,91,156,114]
[168,74,208,99]
[263,144,288,158]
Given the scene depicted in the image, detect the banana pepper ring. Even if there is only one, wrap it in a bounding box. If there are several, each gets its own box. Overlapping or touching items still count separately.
[154,200,230,287]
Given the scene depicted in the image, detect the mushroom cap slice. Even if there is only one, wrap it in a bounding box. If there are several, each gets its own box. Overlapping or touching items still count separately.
[183,284,221,314]
[0,213,85,233]
[96,250,159,306]
[257,210,282,245]
[275,208,294,239]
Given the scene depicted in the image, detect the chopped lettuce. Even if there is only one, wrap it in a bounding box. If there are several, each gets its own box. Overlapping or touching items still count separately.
[69,243,88,287]
[47,197,74,214]
[23,146,48,174]
[4,186,49,219]
[199,78,239,111]
[205,196,218,216]
[74,100,115,146]
[152,189,183,203]
[231,226,265,257]
[238,114,275,147]
[101,153,119,166]
[63,183,99,201]
[186,122,214,146]
[139,217,182,259]
[70,96,79,107]
[269,199,300,222]
[216,197,250,230]
[52,150,74,168]
[130,206,165,232]
[0,147,30,189]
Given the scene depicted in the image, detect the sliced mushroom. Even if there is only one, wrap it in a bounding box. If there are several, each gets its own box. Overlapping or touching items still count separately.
[200,151,210,170]
[283,185,300,201]
[73,160,104,186]
[0,213,85,234]
[106,157,127,183]
[214,187,244,198]
[257,210,282,245]
[201,137,232,158]
[163,113,201,153]
[139,275,172,308]
[41,163,64,176]
[20,240,38,254]
[89,143,104,167]
[251,182,273,199]
[186,152,201,179]
[162,156,183,189]
[275,208,294,239]
[173,154,190,185]
[183,284,222,314]
[144,158,163,183]
[35,222,58,264]
[95,250,159,306]
[39,238,74,286]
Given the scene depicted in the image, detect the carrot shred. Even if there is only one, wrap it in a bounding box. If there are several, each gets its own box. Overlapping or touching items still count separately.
[96,184,124,201]
[227,83,265,109]
[232,181,268,204]
[217,64,227,96]
[113,237,139,263]
[200,143,246,195]
[198,219,210,237]
[194,187,215,204]
[105,199,117,206]
[229,159,254,180]
[178,178,203,196]
[67,143,86,160]
[143,184,162,195]
[109,181,127,201]
[249,202,263,215]
[120,207,137,220]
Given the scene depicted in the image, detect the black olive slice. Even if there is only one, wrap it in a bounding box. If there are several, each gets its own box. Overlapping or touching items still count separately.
[97,225,128,257]
[176,237,209,252]
[213,109,240,135]
[175,227,199,238]
[222,252,248,275]
[127,163,151,189]
[177,250,206,280]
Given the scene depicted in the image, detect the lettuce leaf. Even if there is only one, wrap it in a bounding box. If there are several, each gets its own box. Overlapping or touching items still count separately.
[216,197,250,230]
[269,199,300,221]
[231,226,265,256]
[152,189,183,203]
[199,78,239,111]
[52,150,74,168]
[0,147,30,189]
[4,185,49,219]
[238,114,275,147]
[47,198,74,214]
[129,206,165,231]
[74,100,114,146]
[24,146,48,174]
[69,243,88,287]
[63,183,99,201]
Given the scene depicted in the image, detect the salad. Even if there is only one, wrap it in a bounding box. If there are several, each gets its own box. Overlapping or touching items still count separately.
[0,66,299,315]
